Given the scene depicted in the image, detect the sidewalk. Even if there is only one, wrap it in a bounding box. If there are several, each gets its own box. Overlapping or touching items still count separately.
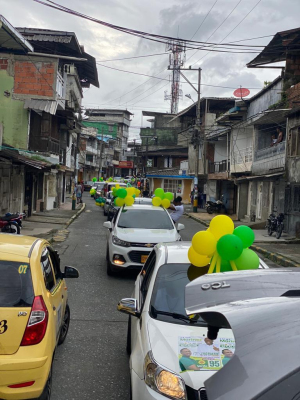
[21,196,85,242]
[185,210,300,268]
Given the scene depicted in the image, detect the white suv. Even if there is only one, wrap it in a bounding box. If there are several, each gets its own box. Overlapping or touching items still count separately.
[103,204,184,275]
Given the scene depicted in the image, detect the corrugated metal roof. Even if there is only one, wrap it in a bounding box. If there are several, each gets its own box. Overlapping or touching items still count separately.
[247,27,300,68]
[24,99,58,115]
[0,15,33,52]
[0,149,52,170]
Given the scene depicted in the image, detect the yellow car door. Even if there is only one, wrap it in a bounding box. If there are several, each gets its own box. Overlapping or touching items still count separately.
[40,248,64,344]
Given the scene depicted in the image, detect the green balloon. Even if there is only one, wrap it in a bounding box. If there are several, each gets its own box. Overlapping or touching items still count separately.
[164,192,174,201]
[133,194,136,198]
[116,188,127,198]
[154,188,165,199]
[220,260,232,272]
[234,226,255,248]
[235,249,259,270]
[217,234,243,261]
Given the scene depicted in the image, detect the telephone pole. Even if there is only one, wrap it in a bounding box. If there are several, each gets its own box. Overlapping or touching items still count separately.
[179,67,202,212]
[98,127,104,179]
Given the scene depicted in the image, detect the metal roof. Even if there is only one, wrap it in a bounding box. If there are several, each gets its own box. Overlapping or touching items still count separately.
[0,149,52,170]
[247,27,300,68]
[17,28,99,88]
[0,15,33,53]
[24,99,59,115]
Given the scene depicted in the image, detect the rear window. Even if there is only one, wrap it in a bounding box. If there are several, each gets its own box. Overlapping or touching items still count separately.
[0,261,34,307]
[117,209,174,229]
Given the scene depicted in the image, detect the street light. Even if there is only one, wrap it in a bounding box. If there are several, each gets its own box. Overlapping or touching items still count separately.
[185,94,195,102]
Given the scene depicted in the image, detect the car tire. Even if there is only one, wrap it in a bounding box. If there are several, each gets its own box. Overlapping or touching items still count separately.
[126,316,131,355]
[58,304,70,345]
[107,259,115,276]
[37,362,52,400]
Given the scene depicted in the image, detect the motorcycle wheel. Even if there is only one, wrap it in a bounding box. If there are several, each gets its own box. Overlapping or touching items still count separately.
[1,223,20,234]
[268,225,273,236]
[207,206,213,214]
[276,224,283,239]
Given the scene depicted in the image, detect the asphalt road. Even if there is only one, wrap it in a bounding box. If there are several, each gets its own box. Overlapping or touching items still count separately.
[51,196,276,400]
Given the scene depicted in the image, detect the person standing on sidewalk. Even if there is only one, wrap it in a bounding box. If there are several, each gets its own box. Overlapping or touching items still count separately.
[74,182,83,204]
[169,196,184,224]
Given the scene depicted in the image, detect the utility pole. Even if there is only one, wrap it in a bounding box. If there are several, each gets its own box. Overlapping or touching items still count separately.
[98,127,104,180]
[179,67,202,212]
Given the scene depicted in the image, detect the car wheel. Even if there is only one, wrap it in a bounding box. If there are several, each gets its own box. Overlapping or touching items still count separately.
[126,316,131,355]
[107,259,116,276]
[37,362,52,400]
[58,305,70,345]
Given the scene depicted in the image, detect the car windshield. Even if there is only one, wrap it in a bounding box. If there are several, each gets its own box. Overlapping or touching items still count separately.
[0,261,34,307]
[96,183,105,190]
[117,209,174,229]
[150,263,206,326]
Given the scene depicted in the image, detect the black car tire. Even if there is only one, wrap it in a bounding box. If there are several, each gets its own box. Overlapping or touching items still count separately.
[206,206,213,214]
[37,362,52,400]
[1,223,20,234]
[276,224,283,239]
[126,316,131,355]
[58,305,70,345]
[107,259,115,276]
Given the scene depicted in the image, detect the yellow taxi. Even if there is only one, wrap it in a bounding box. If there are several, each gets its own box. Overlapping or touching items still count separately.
[0,234,79,400]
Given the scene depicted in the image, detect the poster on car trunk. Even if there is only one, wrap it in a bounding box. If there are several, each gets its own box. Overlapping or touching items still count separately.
[178,336,235,372]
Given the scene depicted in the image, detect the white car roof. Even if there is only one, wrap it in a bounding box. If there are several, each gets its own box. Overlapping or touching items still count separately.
[123,204,166,211]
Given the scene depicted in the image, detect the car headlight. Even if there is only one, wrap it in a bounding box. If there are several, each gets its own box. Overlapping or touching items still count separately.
[144,351,186,400]
[112,235,130,247]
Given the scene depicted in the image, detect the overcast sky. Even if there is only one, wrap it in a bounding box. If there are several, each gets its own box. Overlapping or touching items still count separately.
[2,0,300,138]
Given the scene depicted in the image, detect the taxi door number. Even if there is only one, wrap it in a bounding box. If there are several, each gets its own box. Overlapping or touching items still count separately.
[201,281,230,290]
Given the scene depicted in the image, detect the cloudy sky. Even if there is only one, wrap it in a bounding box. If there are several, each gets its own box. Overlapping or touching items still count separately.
[2,0,300,138]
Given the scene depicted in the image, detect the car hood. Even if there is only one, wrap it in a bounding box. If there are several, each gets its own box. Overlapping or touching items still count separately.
[147,317,235,390]
[199,297,300,400]
[114,227,178,243]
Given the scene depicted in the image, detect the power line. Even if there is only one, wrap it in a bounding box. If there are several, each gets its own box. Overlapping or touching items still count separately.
[190,0,219,40]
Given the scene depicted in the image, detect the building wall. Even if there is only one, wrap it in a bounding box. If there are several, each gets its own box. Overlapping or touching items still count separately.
[247,79,282,118]
[213,138,227,163]
[82,121,117,138]
[237,182,249,220]
[0,62,29,149]
[0,162,24,215]
[230,127,253,173]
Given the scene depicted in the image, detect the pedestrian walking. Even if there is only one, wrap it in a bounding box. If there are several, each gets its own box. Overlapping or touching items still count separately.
[74,182,83,204]
[169,196,184,224]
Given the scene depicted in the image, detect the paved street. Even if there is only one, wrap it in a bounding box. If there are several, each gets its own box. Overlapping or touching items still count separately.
[51,196,279,400]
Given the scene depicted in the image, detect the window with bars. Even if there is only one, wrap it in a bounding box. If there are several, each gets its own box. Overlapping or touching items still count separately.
[163,179,182,193]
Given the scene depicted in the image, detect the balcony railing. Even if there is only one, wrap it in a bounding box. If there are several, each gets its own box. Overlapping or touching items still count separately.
[29,136,59,154]
[208,160,229,174]
[255,141,286,161]
[86,145,98,155]
[56,71,65,109]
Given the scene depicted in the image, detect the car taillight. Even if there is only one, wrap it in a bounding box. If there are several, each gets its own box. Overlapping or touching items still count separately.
[9,381,35,388]
[21,296,48,346]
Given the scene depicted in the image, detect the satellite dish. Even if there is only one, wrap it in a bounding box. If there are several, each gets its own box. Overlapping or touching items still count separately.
[233,88,250,98]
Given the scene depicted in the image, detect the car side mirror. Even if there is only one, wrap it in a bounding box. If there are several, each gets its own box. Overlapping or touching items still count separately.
[117,298,140,318]
[63,266,79,279]
[177,223,185,231]
[103,221,112,229]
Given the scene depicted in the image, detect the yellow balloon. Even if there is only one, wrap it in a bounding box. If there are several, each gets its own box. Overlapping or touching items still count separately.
[116,184,120,189]
[192,230,217,256]
[152,197,162,206]
[95,202,101,207]
[125,196,134,206]
[161,198,171,208]
[127,187,135,196]
[209,215,234,240]
[115,197,125,207]
[188,247,210,267]
[135,188,141,196]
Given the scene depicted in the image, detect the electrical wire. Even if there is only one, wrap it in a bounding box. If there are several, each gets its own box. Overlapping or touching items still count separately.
[190,0,219,40]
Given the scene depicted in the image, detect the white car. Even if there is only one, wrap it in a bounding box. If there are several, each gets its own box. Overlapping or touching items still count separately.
[103,204,184,275]
[117,242,270,400]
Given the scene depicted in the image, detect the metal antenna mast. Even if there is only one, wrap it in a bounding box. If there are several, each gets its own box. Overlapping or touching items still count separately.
[164,40,186,114]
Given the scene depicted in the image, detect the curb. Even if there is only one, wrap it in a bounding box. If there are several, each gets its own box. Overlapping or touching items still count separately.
[65,203,86,228]
[251,244,300,268]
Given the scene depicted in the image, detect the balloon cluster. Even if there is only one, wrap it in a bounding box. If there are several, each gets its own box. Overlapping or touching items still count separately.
[188,215,259,273]
[90,188,96,196]
[112,185,141,207]
[152,188,174,208]
[99,177,104,182]
[92,177,97,182]
[95,196,105,207]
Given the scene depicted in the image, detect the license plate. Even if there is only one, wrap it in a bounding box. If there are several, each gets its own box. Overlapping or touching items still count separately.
[141,255,148,264]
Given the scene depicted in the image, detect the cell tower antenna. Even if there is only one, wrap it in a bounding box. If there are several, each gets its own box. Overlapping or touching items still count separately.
[164,40,186,114]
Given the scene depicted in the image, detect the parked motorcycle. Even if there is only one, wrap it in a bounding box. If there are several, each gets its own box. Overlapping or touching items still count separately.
[266,212,284,239]
[206,195,226,214]
[0,212,26,234]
